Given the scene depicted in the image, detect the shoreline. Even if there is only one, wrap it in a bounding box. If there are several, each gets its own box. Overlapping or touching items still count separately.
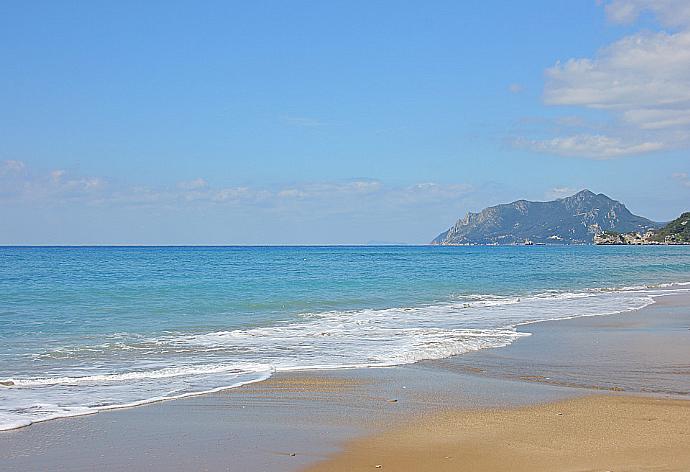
[301,292,690,471]
[2,281,688,433]
[432,291,690,397]
[1,292,689,471]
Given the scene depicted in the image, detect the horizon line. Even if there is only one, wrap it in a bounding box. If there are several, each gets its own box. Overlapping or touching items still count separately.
[0,244,425,248]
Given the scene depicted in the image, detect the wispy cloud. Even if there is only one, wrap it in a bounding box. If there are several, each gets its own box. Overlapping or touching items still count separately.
[0,160,26,175]
[0,161,472,211]
[176,178,208,190]
[514,134,666,159]
[546,186,578,199]
[0,160,106,201]
[672,172,690,187]
[604,0,690,28]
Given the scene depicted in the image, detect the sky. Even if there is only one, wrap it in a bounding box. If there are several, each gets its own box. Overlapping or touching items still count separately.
[1,0,689,244]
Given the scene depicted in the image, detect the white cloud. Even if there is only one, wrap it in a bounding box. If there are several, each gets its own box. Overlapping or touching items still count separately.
[80,177,104,190]
[177,178,208,190]
[277,188,308,199]
[0,161,486,244]
[210,187,256,203]
[514,3,690,159]
[52,171,104,192]
[50,169,66,182]
[0,160,26,175]
[514,134,665,159]
[0,162,472,212]
[622,108,690,130]
[547,187,578,199]
[405,182,472,198]
[276,180,382,200]
[508,83,524,94]
[544,30,690,115]
[605,0,690,28]
[346,180,382,193]
[0,165,106,202]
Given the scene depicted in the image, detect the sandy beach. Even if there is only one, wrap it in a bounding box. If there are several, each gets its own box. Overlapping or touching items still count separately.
[304,395,690,472]
[6,2,690,470]
[1,292,688,471]
[304,293,690,472]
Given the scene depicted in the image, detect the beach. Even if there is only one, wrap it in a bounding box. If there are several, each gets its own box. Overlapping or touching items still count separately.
[2,291,688,471]
[5,1,690,469]
[304,395,690,472]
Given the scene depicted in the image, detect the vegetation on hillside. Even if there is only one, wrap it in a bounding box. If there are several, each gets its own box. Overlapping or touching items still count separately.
[652,212,690,243]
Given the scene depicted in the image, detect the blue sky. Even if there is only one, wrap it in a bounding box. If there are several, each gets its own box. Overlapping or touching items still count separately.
[1,0,689,244]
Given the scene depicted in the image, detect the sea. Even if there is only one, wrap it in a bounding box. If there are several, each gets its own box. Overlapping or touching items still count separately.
[1,245,690,431]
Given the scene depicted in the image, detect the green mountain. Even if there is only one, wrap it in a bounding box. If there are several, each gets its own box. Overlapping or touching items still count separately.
[432,190,660,245]
[651,212,690,243]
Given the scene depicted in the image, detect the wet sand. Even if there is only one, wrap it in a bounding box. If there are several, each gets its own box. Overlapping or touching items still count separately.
[1,292,688,471]
[437,292,690,395]
[0,361,583,472]
[304,293,690,472]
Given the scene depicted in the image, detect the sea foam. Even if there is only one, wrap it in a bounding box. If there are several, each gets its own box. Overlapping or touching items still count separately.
[1,283,688,431]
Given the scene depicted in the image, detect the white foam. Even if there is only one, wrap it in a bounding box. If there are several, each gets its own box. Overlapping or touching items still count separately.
[7,363,272,387]
[2,281,689,432]
[0,367,272,431]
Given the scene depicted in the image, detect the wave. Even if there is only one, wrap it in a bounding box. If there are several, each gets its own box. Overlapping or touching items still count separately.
[2,281,689,431]
[0,371,272,432]
[5,362,273,387]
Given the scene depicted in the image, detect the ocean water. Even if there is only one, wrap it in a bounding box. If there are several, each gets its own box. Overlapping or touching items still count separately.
[1,245,690,430]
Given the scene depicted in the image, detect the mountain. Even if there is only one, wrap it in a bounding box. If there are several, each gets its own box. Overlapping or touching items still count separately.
[432,190,660,245]
[650,212,690,243]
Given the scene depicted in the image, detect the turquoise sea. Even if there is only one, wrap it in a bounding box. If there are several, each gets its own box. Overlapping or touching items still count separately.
[2,245,690,430]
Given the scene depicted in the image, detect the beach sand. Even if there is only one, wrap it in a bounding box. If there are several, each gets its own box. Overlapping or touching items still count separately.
[1,292,688,471]
[303,395,690,472]
[303,293,690,472]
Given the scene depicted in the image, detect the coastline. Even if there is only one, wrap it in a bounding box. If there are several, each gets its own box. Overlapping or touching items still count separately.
[304,293,690,471]
[433,292,690,395]
[1,292,689,471]
[3,279,682,433]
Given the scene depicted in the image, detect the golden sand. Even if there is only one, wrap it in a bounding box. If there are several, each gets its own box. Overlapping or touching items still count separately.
[303,395,690,471]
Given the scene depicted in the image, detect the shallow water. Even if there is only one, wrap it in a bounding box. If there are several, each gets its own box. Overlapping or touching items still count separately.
[2,245,690,429]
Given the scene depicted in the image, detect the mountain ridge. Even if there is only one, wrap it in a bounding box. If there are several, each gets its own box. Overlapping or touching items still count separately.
[432,190,661,245]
